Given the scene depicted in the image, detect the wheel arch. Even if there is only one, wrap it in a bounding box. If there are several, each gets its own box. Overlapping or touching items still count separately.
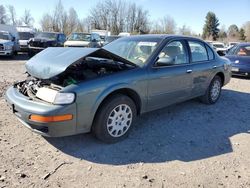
[92,87,142,124]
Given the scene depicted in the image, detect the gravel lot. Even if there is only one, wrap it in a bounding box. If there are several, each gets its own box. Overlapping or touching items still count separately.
[0,55,250,188]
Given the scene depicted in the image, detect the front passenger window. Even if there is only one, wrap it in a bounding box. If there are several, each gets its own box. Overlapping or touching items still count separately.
[157,41,188,66]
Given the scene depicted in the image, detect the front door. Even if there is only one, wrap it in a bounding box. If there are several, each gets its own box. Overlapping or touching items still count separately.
[147,40,193,111]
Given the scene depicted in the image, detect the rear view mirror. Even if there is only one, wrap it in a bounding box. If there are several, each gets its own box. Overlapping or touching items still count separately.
[156,57,175,66]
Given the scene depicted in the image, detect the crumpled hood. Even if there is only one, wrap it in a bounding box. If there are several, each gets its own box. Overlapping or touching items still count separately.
[25,47,99,79]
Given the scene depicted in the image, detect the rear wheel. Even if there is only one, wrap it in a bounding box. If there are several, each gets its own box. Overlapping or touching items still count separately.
[200,75,222,104]
[92,94,137,143]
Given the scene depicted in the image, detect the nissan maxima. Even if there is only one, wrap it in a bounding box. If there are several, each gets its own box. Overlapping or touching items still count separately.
[5,35,231,143]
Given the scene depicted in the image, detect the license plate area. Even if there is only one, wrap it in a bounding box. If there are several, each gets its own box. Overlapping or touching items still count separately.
[232,67,239,72]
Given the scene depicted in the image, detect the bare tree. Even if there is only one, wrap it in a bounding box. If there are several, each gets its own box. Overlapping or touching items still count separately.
[21,9,34,26]
[40,13,53,31]
[178,25,191,35]
[243,21,250,42]
[160,16,176,34]
[39,0,68,33]
[0,5,8,24]
[89,0,149,34]
[7,5,17,25]
[67,7,79,34]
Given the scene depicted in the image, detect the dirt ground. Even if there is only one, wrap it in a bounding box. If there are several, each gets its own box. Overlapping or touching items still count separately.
[0,55,250,188]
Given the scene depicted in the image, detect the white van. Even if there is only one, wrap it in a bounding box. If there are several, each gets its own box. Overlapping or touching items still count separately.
[0,24,20,56]
[16,26,35,52]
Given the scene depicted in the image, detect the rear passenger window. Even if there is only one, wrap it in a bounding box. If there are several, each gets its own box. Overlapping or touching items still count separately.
[188,41,208,62]
[205,44,214,60]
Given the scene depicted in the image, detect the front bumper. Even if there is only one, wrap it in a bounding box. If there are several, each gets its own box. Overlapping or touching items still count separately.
[28,46,46,53]
[19,45,29,52]
[5,86,78,137]
[0,50,13,56]
[231,65,250,77]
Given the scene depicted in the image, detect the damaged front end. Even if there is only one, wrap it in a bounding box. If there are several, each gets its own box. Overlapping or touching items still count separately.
[15,47,136,104]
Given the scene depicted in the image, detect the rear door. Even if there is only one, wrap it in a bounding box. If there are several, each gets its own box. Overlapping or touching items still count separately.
[147,40,193,111]
[186,40,217,97]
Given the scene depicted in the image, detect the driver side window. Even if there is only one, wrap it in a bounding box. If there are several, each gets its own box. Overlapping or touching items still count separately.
[157,40,188,66]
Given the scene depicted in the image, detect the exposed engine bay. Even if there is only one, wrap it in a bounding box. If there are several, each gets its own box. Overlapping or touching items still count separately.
[15,57,133,100]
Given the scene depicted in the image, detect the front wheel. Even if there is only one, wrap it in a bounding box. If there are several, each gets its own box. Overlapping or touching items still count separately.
[92,94,137,143]
[200,75,222,104]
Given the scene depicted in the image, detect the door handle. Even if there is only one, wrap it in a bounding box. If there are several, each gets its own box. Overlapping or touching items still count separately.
[212,66,217,69]
[186,69,192,73]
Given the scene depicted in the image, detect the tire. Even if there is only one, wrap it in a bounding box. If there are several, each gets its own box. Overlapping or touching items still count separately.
[92,94,137,143]
[200,75,222,104]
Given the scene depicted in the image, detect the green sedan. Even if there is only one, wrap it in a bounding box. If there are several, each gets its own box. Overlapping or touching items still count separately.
[5,35,232,143]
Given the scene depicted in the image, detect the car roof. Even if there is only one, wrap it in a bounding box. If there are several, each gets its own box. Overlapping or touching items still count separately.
[126,34,203,41]
[237,42,250,47]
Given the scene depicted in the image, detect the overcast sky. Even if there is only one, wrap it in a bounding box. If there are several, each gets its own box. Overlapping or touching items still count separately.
[1,0,250,34]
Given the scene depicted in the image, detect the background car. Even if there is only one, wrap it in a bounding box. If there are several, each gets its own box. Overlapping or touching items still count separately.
[16,26,35,52]
[225,43,250,77]
[5,35,231,143]
[28,32,66,57]
[0,24,20,56]
[103,35,121,45]
[211,42,227,56]
[64,32,102,48]
[0,31,16,57]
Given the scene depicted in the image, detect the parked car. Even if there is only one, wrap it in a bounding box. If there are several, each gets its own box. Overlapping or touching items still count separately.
[0,31,16,57]
[16,26,35,52]
[0,24,20,56]
[103,35,121,45]
[227,42,239,50]
[28,32,66,57]
[64,32,101,48]
[5,35,231,143]
[211,42,227,56]
[225,43,250,77]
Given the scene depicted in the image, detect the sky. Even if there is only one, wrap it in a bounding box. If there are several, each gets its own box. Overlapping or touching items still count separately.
[1,0,250,34]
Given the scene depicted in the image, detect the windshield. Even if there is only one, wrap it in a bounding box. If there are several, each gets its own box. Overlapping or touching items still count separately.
[0,32,11,40]
[36,32,57,40]
[103,37,161,66]
[18,32,34,40]
[68,33,91,41]
[213,44,225,48]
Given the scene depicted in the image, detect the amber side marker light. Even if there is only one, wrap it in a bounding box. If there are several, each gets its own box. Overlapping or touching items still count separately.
[30,114,73,123]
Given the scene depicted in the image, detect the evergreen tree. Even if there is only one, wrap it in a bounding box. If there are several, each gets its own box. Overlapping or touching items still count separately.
[202,12,220,41]
[239,28,246,41]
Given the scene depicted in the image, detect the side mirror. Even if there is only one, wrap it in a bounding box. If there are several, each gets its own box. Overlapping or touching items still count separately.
[156,57,175,66]
[91,39,97,42]
[12,37,15,41]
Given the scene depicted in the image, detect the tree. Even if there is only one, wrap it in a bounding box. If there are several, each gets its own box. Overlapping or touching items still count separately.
[0,5,8,24]
[239,28,246,41]
[40,13,53,31]
[7,5,17,25]
[243,22,250,42]
[160,16,176,34]
[202,12,220,41]
[228,24,239,39]
[21,9,34,26]
[179,25,191,35]
[40,0,68,33]
[89,0,150,34]
[67,8,79,34]
[218,25,227,41]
